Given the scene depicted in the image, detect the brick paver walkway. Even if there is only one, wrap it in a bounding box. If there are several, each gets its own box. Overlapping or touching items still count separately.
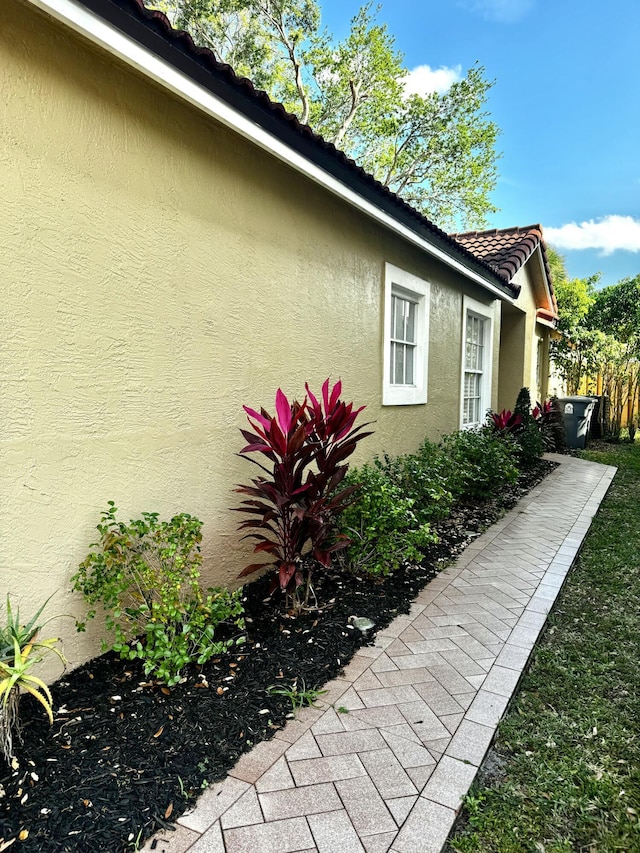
[145,454,616,853]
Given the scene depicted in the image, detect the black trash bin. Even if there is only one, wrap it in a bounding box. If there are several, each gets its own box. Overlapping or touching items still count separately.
[559,396,597,449]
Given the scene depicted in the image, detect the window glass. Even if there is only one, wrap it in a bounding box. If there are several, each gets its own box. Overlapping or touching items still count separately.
[383,265,429,406]
[463,310,488,426]
[390,295,417,387]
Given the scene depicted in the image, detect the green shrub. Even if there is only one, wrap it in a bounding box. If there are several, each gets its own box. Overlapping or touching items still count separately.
[514,386,532,419]
[517,417,544,467]
[439,428,519,502]
[513,387,544,467]
[338,464,437,577]
[72,503,245,686]
[376,444,453,523]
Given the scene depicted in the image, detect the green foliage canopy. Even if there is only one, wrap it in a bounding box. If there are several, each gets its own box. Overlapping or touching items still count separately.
[149,0,500,229]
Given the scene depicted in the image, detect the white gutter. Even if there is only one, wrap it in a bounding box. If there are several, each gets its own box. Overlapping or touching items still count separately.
[27,0,515,304]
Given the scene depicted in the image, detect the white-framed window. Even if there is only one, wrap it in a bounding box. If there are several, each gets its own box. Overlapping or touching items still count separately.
[383,264,430,406]
[460,295,494,428]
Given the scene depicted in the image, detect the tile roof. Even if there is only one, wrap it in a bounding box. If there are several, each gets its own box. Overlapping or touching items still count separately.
[454,225,551,285]
[454,225,558,316]
[74,0,518,299]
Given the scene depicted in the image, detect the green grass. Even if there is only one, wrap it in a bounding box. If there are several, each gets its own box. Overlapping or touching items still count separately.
[447,443,640,853]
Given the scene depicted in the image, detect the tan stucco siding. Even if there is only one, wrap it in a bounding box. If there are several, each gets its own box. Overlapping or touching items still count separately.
[1,0,499,671]
[497,263,550,410]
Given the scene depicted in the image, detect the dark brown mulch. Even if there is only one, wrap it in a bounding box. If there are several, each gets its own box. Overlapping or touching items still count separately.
[0,460,556,852]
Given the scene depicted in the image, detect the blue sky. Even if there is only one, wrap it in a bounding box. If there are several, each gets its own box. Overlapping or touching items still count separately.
[319,0,640,288]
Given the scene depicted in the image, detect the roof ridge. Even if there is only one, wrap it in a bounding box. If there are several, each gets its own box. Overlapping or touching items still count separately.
[454,224,543,238]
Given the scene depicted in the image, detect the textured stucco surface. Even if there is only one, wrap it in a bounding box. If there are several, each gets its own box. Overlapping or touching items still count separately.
[2,0,500,673]
[498,263,550,411]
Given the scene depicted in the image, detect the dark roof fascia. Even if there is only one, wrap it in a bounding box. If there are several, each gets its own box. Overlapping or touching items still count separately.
[70,0,515,300]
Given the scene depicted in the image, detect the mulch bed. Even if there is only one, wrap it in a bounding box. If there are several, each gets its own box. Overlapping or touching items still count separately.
[0,460,556,852]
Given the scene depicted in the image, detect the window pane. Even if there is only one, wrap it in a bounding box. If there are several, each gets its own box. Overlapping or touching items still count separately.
[466,344,475,370]
[393,296,403,340]
[395,344,405,385]
[405,344,414,384]
[405,301,416,343]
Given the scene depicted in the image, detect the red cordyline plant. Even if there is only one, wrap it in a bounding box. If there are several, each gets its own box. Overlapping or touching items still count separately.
[533,399,563,451]
[489,409,523,435]
[532,399,553,423]
[234,379,372,609]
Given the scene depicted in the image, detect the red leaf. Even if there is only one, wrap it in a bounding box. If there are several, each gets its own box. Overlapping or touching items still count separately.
[279,562,296,590]
[254,541,279,553]
[305,382,320,415]
[329,379,342,411]
[321,378,331,414]
[275,388,292,435]
[243,406,272,430]
[312,549,332,567]
[287,423,307,455]
[238,562,272,578]
[241,442,273,454]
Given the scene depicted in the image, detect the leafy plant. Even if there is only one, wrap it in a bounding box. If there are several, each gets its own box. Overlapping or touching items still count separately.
[338,463,437,577]
[488,409,523,436]
[375,445,453,524]
[514,386,532,419]
[512,387,544,467]
[266,678,327,714]
[533,398,564,452]
[439,428,519,502]
[234,379,372,607]
[72,504,245,686]
[0,597,65,764]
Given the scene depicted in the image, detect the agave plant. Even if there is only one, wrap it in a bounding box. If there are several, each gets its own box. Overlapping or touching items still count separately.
[0,597,66,764]
[234,379,372,608]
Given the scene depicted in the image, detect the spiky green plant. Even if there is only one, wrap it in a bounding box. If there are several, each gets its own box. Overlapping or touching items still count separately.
[0,597,65,763]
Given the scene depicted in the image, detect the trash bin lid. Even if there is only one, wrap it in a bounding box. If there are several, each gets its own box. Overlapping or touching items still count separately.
[558,396,598,403]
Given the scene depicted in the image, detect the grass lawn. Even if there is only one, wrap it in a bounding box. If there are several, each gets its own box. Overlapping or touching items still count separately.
[447,442,640,853]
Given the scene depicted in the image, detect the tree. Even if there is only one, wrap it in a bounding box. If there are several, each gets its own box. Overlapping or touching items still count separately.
[148,0,499,229]
[548,247,600,394]
[586,275,640,343]
[547,246,596,331]
[549,252,640,437]
[586,276,640,435]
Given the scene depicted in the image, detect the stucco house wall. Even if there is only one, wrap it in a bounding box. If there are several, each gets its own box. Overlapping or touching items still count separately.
[498,260,552,411]
[1,0,502,671]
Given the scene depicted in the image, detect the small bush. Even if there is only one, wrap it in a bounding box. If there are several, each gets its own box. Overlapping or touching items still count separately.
[439,428,519,502]
[513,387,544,467]
[338,464,437,577]
[73,503,245,686]
[376,445,453,523]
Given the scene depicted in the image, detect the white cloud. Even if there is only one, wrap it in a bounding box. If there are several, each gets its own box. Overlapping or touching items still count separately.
[545,216,640,255]
[459,0,534,24]
[403,64,462,97]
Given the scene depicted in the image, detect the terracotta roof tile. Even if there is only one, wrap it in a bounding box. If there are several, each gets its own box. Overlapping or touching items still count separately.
[454,225,557,313]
